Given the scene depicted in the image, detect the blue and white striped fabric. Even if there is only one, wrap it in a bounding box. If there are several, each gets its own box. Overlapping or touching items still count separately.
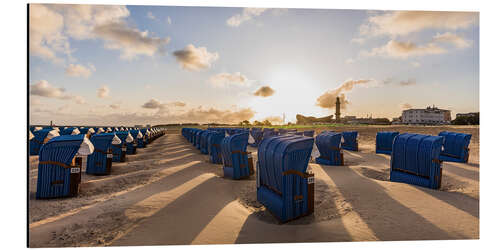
[257,135,314,222]
[438,131,472,163]
[221,132,251,180]
[390,133,444,189]
[341,131,358,151]
[376,131,399,155]
[314,131,343,166]
[86,133,115,175]
[36,135,87,198]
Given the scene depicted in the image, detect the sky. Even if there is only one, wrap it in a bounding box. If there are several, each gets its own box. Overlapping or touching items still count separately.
[29,4,479,126]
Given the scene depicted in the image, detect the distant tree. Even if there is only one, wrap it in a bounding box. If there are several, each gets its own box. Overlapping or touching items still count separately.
[263,120,272,126]
[241,120,250,126]
[253,120,263,126]
[452,114,479,125]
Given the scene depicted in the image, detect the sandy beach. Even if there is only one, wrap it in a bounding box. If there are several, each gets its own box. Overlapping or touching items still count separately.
[28,126,479,247]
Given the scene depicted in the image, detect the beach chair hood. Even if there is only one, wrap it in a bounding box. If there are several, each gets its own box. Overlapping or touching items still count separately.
[111,134,122,145]
[46,130,60,140]
[126,133,134,143]
[77,136,94,155]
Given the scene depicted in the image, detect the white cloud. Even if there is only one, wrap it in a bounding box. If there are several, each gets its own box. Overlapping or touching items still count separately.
[29,4,169,62]
[345,58,355,64]
[253,86,275,97]
[97,85,110,98]
[361,40,447,59]
[29,4,69,64]
[316,79,374,109]
[351,38,365,44]
[30,80,86,104]
[401,103,413,109]
[399,79,417,86]
[147,12,156,20]
[170,101,186,107]
[65,63,95,78]
[226,8,268,27]
[173,44,219,71]
[433,32,472,48]
[30,80,68,98]
[93,22,170,60]
[142,98,164,109]
[73,96,86,104]
[360,11,478,37]
[209,72,249,87]
[109,104,120,109]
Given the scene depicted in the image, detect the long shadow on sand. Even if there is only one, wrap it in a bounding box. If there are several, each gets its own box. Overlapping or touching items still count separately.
[29,160,210,247]
[442,163,479,182]
[111,176,234,246]
[320,165,460,241]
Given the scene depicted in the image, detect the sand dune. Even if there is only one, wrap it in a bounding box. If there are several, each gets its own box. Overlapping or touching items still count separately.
[28,128,479,247]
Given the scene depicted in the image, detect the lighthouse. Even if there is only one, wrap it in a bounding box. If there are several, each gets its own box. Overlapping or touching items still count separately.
[335,97,341,122]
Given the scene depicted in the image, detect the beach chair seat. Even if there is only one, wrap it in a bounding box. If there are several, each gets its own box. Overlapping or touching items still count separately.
[376,131,399,155]
[129,129,144,150]
[125,132,137,155]
[438,131,472,163]
[112,131,129,162]
[315,131,344,166]
[221,132,253,179]
[341,131,358,151]
[36,134,94,198]
[257,135,315,222]
[86,133,115,175]
[249,128,263,147]
[390,133,444,189]
[303,130,315,137]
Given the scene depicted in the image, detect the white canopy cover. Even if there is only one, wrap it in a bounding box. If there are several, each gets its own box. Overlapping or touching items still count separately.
[111,134,122,145]
[248,133,255,144]
[126,133,134,143]
[77,137,95,156]
[46,130,60,140]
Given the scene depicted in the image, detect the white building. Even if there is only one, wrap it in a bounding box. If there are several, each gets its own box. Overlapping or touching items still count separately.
[401,106,451,125]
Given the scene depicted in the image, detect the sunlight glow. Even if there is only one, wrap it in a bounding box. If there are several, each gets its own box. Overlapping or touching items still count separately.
[246,67,329,123]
